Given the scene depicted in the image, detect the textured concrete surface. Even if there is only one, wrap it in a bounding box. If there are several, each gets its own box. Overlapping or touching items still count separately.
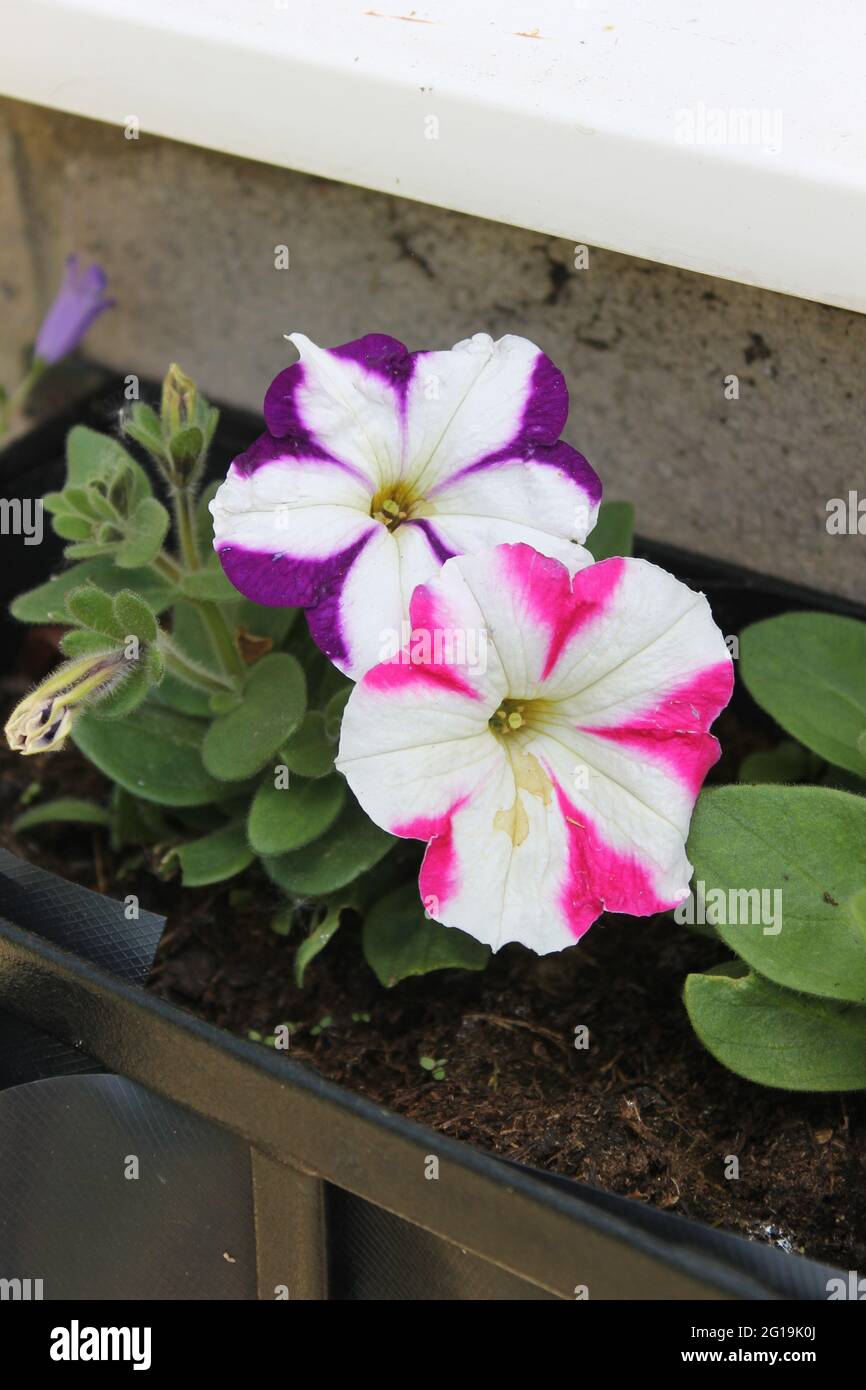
[1,95,863,601]
[0,115,39,399]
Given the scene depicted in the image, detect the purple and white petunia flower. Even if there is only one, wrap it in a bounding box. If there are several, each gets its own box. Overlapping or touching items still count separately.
[336,543,734,955]
[34,255,114,365]
[210,333,602,680]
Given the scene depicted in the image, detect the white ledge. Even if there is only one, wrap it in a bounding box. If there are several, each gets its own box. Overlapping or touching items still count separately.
[3,0,866,312]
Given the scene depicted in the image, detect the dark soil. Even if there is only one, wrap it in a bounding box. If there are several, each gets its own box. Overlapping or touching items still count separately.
[1,633,864,1275]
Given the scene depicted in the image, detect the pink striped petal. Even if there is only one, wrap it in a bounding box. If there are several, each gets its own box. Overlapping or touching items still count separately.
[338,543,733,954]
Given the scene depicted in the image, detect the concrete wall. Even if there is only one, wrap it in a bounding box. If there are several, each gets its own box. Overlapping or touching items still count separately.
[1,95,863,601]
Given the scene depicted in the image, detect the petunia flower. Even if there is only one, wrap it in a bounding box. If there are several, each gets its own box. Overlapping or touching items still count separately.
[34,255,114,365]
[336,543,734,955]
[210,333,602,679]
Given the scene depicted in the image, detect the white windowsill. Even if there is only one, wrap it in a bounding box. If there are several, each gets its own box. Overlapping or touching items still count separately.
[2,0,865,312]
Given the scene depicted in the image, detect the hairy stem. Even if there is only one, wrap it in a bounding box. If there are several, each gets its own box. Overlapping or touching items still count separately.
[158,634,235,694]
[170,485,201,570]
[195,601,245,682]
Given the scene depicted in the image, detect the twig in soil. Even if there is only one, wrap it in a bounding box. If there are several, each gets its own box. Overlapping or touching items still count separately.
[463,1012,571,1055]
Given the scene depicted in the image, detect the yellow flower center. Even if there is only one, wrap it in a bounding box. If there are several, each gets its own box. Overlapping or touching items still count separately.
[370,479,423,531]
[490,699,528,735]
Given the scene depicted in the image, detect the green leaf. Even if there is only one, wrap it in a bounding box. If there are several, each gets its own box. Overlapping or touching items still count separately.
[738,740,820,785]
[74,703,224,806]
[169,425,204,469]
[740,612,866,778]
[60,629,116,659]
[65,540,113,560]
[108,786,172,850]
[168,821,254,887]
[179,566,237,602]
[113,590,158,643]
[10,558,174,625]
[322,684,352,741]
[115,497,170,568]
[295,907,342,986]
[280,711,335,779]
[53,513,93,541]
[850,888,866,939]
[154,674,212,717]
[236,597,298,646]
[685,967,866,1091]
[202,652,305,781]
[66,584,124,637]
[13,798,110,833]
[151,600,218,716]
[122,403,164,457]
[586,500,634,562]
[41,491,69,514]
[362,882,490,987]
[146,641,166,683]
[687,785,866,1003]
[63,486,100,519]
[264,796,394,895]
[248,773,345,855]
[67,425,152,498]
[92,666,151,720]
[83,485,119,522]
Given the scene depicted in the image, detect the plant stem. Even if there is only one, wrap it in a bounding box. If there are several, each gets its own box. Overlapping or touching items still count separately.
[0,359,47,439]
[195,601,245,682]
[158,634,235,694]
[168,479,244,681]
[152,552,183,585]
[170,484,201,570]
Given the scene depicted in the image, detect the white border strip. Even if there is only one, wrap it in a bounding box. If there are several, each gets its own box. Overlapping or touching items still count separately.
[2,0,865,312]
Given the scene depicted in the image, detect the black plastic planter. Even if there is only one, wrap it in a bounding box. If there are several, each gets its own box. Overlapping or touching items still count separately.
[0,379,861,1302]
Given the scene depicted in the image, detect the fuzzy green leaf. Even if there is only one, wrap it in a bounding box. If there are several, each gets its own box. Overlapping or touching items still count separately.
[11,559,174,625]
[248,773,345,855]
[67,426,152,501]
[13,798,110,833]
[113,590,158,643]
[687,785,866,1003]
[180,566,237,602]
[740,612,866,778]
[168,820,254,887]
[363,882,490,988]
[280,711,335,779]
[60,629,116,659]
[66,585,124,637]
[685,966,866,1091]
[202,652,305,781]
[74,703,224,806]
[115,497,170,568]
[91,667,152,720]
[53,513,93,541]
[264,796,394,895]
[63,486,100,519]
[122,403,164,457]
[236,597,298,646]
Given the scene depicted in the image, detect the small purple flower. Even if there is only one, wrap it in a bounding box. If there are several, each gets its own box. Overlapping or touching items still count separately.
[34,255,114,364]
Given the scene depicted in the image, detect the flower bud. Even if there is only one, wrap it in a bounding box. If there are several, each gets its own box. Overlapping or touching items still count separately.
[161,363,197,439]
[4,650,131,755]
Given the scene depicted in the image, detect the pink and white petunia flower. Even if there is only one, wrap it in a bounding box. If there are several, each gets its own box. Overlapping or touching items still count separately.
[210,333,602,679]
[336,543,734,955]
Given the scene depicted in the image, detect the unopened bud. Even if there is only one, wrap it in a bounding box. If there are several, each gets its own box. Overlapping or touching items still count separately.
[5,650,132,755]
